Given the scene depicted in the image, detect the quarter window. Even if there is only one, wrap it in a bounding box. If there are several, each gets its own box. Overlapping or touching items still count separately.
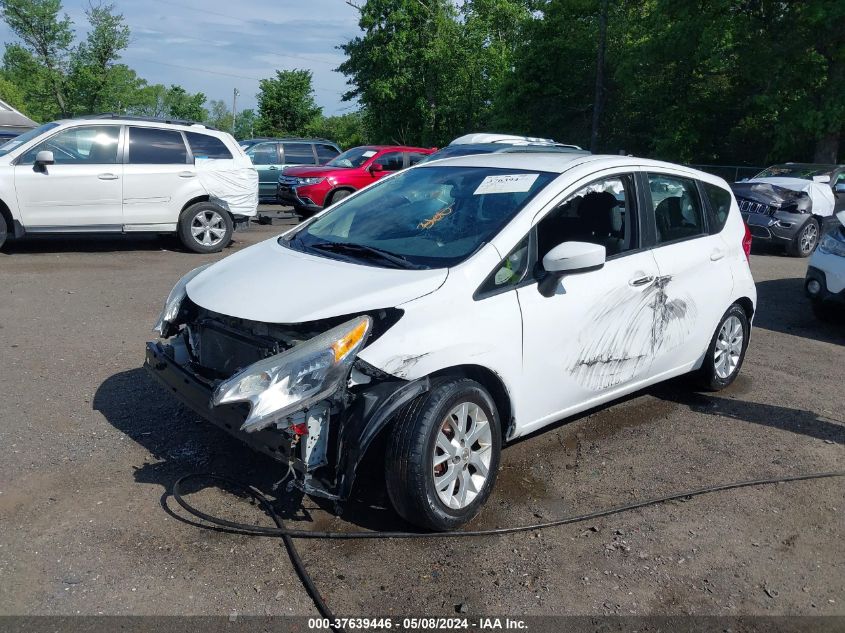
[648,174,705,244]
[478,235,531,296]
[374,152,405,171]
[128,127,188,164]
[537,175,638,260]
[20,125,120,165]
[316,144,340,163]
[700,181,732,234]
[283,143,317,165]
[247,143,278,165]
[186,132,233,160]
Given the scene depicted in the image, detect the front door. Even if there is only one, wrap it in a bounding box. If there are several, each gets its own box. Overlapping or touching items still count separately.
[13,124,123,229]
[515,172,662,434]
[245,142,280,199]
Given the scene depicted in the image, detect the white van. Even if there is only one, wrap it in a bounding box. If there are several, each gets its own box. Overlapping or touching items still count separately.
[0,115,257,253]
[145,153,757,530]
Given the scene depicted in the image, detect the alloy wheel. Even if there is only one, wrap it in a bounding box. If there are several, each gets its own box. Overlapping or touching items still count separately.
[432,402,493,509]
[191,210,227,247]
[714,315,743,379]
[800,222,818,255]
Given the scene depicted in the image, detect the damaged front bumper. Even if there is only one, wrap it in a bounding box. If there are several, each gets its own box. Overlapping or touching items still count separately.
[144,340,430,501]
[741,210,808,243]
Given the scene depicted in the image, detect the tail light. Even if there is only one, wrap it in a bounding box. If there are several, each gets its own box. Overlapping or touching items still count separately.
[742,222,752,261]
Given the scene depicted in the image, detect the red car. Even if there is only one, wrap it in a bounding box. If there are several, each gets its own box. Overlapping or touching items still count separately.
[278,145,435,217]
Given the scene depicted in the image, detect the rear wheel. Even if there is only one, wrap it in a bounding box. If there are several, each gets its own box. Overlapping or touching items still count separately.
[697,304,750,391]
[178,202,233,254]
[385,378,501,531]
[787,217,819,257]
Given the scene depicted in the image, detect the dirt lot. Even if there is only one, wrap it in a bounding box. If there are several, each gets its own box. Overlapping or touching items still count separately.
[0,210,842,619]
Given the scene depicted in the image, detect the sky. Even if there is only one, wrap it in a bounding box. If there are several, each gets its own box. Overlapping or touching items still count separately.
[0,0,362,115]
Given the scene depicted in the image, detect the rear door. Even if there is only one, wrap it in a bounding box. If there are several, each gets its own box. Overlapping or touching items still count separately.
[641,171,734,378]
[122,126,202,227]
[245,142,280,199]
[281,142,319,169]
[13,124,123,229]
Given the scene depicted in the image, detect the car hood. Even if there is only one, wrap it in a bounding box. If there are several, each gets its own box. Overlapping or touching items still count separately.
[733,177,835,217]
[282,165,354,178]
[186,237,448,323]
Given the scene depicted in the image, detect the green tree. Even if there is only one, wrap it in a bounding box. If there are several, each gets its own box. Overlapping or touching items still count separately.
[206,99,233,131]
[163,85,207,121]
[256,69,321,136]
[307,111,369,149]
[234,108,257,140]
[0,0,73,116]
[67,2,132,115]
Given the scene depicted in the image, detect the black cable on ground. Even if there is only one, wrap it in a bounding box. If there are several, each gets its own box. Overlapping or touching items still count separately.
[172,470,845,632]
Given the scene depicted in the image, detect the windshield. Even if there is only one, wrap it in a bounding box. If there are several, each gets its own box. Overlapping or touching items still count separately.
[755,164,835,180]
[0,122,59,157]
[326,146,378,168]
[283,165,556,269]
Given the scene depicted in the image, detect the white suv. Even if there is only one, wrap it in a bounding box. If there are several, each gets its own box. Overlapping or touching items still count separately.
[0,116,257,253]
[145,153,756,530]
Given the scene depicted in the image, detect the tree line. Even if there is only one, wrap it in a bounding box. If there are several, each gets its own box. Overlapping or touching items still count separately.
[2,0,842,165]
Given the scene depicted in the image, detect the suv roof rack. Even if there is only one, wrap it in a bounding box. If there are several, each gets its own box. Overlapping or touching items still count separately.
[242,136,337,143]
[84,113,218,130]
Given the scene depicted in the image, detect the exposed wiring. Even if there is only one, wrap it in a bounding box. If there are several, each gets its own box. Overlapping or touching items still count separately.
[172,470,844,632]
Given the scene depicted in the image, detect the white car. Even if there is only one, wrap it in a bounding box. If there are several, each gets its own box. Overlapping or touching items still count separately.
[0,115,257,253]
[805,210,845,320]
[145,153,756,530]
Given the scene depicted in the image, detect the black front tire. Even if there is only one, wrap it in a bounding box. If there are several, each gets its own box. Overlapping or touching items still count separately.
[385,378,502,531]
[327,189,352,206]
[696,303,750,391]
[787,217,819,258]
[177,202,233,254]
[0,213,7,250]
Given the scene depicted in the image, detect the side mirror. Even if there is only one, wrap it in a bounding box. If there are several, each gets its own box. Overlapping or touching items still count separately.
[369,163,384,174]
[834,183,845,194]
[538,241,606,297]
[34,150,55,167]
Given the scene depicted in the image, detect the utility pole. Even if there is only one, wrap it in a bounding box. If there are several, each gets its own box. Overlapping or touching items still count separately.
[232,88,240,135]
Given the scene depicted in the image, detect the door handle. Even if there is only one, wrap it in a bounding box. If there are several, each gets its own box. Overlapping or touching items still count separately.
[98,173,118,180]
[629,275,655,287]
[268,166,279,170]
[710,248,725,261]
[178,171,196,178]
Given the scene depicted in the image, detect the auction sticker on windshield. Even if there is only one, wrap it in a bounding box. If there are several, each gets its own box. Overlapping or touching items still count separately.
[474,173,539,195]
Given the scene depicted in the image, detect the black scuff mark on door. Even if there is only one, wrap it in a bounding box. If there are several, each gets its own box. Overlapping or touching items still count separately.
[571,275,696,391]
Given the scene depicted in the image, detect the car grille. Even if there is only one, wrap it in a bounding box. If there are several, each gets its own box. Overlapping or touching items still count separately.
[737,198,773,215]
[189,320,279,378]
[278,175,298,186]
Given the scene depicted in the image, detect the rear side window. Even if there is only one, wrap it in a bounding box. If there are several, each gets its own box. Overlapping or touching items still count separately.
[283,142,317,165]
[186,132,233,160]
[648,174,705,244]
[128,127,188,164]
[316,144,339,163]
[700,181,732,233]
[247,142,278,165]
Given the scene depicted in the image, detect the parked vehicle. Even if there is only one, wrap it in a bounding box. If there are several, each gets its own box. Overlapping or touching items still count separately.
[421,136,589,163]
[805,210,845,320]
[731,163,845,257]
[146,153,756,530]
[0,115,257,253]
[241,138,341,202]
[278,145,435,217]
[448,133,582,150]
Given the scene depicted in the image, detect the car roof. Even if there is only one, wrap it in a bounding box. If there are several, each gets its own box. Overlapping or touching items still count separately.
[355,145,433,152]
[56,116,226,136]
[419,152,720,179]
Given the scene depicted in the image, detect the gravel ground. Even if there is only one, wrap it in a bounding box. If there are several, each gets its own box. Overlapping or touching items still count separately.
[0,211,842,619]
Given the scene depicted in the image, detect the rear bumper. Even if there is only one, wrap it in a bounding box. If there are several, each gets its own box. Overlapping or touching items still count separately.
[143,341,292,462]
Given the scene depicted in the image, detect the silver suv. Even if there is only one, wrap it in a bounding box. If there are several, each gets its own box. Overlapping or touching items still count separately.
[0,115,258,253]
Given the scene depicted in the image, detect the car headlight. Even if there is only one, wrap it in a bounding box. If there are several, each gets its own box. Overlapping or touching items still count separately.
[818,232,845,257]
[296,177,324,186]
[153,264,211,336]
[212,315,372,433]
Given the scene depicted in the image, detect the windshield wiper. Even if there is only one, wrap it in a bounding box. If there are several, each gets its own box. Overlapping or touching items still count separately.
[310,241,423,269]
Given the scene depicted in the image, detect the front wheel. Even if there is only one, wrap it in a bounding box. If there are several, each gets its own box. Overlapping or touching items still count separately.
[178,202,233,254]
[385,378,501,531]
[787,217,819,258]
[696,304,750,391]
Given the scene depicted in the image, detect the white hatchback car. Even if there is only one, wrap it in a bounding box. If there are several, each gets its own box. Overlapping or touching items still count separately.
[0,115,257,253]
[145,153,756,530]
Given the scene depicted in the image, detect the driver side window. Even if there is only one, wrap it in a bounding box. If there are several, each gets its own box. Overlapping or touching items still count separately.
[536,174,638,261]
